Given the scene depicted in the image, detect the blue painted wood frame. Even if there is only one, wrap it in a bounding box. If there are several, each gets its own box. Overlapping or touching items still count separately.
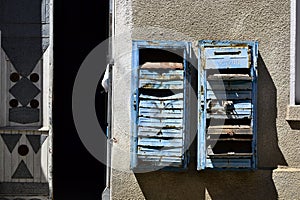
[198,40,258,170]
[131,40,191,172]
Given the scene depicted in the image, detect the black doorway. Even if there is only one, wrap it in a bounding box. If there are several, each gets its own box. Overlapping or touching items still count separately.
[53,0,109,199]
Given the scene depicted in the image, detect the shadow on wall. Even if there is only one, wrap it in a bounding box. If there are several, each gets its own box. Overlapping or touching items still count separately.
[288,121,300,130]
[257,53,287,168]
[134,53,287,200]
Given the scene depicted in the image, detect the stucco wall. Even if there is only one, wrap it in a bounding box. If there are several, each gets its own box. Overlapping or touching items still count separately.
[111,0,300,199]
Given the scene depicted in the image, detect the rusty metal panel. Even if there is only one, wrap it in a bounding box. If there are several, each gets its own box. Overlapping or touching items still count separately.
[198,40,258,170]
[131,40,191,172]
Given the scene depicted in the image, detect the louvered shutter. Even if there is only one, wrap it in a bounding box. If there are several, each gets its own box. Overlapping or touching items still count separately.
[198,40,258,170]
[131,40,191,171]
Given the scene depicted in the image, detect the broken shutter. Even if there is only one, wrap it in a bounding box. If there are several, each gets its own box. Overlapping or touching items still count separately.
[198,40,258,170]
[131,40,191,171]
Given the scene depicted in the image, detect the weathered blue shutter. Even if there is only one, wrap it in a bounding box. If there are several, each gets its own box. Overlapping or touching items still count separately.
[131,40,191,171]
[198,40,258,170]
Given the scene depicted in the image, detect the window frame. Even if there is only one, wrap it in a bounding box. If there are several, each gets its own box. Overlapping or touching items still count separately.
[287,0,300,121]
[291,0,298,105]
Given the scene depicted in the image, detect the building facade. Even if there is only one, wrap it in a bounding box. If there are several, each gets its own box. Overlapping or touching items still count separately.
[108,0,300,199]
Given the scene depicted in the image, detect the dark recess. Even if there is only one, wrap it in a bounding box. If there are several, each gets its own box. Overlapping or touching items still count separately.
[53,0,109,199]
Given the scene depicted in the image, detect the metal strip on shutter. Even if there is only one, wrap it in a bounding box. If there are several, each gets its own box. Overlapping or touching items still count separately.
[131,41,191,171]
[198,40,258,170]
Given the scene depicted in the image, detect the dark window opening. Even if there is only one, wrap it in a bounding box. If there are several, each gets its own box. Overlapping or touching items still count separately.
[139,48,184,65]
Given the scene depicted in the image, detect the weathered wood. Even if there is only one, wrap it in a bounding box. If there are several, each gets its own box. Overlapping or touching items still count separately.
[139,99,184,109]
[0,135,3,181]
[4,134,12,182]
[207,125,252,135]
[17,134,26,182]
[138,118,183,128]
[207,113,251,119]
[140,62,183,69]
[139,114,183,119]
[139,79,183,89]
[204,46,250,69]
[205,46,249,58]
[199,40,257,170]
[139,69,184,80]
[34,140,42,182]
[139,108,183,119]
[139,117,183,123]
[207,90,251,100]
[40,136,48,183]
[138,146,182,157]
[208,80,252,90]
[208,153,253,157]
[207,138,252,141]
[207,100,252,109]
[138,126,182,137]
[132,40,191,170]
[209,108,251,115]
[139,107,183,113]
[206,158,252,168]
[138,155,182,164]
[207,74,252,81]
[207,100,252,117]
[138,137,183,148]
[208,125,251,129]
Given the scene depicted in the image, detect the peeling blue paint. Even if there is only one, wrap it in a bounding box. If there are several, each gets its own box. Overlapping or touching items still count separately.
[131,40,191,172]
[198,40,258,170]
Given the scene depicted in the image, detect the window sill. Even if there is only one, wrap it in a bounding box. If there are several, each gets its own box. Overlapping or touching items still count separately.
[286,105,300,121]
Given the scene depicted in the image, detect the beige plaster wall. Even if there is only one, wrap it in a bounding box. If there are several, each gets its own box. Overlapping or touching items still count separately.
[111,0,300,199]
